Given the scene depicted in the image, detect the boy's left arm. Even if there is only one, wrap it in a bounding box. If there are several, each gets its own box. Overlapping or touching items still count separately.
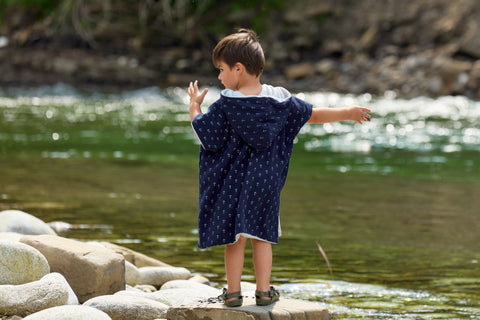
[188,80,208,121]
[307,106,371,124]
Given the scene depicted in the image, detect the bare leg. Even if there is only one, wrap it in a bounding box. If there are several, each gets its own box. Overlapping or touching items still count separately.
[251,238,272,295]
[225,236,247,296]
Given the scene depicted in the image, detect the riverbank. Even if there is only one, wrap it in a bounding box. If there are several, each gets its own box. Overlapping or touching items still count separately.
[2,0,480,98]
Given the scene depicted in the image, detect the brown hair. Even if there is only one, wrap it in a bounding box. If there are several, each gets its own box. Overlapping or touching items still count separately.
[212,29,265,77]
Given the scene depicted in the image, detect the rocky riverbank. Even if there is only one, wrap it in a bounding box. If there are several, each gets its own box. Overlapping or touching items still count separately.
[0,210,330,320]
[1,0,480,99]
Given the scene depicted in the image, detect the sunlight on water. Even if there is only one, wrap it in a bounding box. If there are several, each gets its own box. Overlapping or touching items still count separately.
[2,84,479,160]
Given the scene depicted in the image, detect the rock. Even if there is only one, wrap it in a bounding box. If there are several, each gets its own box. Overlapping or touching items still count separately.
[83,294,168,320]
[137,266,191,287]
[0,273,71,317]
[188,274,211,285]
[115,288,217,307]
[0,210,56,235]
[166,296,331,320]
[284,63,315,80]
[0,240,50,285]
[160,280,221,297]
[0,232,23,241]
[20,235,125,303]
[95,241,171,267]
[23,305,112,320]
[133,284,157,293]
[124,260,140,286]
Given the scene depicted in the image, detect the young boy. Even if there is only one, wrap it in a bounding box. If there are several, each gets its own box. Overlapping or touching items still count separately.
[188,29,370,307]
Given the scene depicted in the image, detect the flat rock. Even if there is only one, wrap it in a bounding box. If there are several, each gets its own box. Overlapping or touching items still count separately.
[0,273,71,317]
[20,235,125,303]
[166,296,331,320]
[83,294,168,320]
[0,240,50,285]
[23,305,112,320]
[0,210,56,235]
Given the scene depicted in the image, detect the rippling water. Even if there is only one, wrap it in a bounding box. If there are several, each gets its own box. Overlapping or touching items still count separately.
[1,84,479,319]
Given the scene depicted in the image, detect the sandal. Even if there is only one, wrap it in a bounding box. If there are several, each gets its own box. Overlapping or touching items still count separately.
[255,286,280,306]
[219,288,243,307]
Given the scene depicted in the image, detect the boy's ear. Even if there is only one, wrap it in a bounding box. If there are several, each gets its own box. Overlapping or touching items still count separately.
[234,62,244,73]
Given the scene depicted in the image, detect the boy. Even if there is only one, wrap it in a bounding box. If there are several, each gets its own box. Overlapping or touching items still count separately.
[188,29,370,307]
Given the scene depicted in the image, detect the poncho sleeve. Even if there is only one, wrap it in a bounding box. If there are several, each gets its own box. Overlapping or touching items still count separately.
[191,101,228,152]
[284,96,313,144]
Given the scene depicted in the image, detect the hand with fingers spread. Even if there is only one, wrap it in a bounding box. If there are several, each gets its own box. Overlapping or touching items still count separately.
[188,80,208,121]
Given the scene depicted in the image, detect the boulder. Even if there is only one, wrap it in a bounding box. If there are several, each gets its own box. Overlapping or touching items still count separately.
[0,240,50,285]
[116,280,221,307]
[95,241,171,267]
[124,260,140,286]
[137,266,191,287]
[0,210,56,235]
[20,235,125,303]
[160,280,221,297]
[115,288,215,307]
[83,294,168,320]
[0,273,71,317]
[0,232,23,241]
[166,296,331,320]
[23,305,112,320]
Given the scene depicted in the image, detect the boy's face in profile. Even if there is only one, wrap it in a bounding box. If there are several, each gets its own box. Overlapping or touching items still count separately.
[217,61,239,91]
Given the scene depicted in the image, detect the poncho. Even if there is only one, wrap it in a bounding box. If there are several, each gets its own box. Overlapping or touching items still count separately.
[191,86,312,248]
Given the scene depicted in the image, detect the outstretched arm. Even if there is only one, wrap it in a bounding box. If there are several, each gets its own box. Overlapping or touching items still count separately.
[188,80,208,121]
[307,106,371,124]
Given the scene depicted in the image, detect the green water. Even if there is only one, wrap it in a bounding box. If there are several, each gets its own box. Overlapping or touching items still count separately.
[1,85,479,319]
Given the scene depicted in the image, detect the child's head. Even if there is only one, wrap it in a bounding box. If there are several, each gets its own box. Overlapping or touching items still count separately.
[212,29,265,77]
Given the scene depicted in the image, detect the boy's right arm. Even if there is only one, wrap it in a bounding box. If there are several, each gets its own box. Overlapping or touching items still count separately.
[188,80,208,121]
[307,106,371,124]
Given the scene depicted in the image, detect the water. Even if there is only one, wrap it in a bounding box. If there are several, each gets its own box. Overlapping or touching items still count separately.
[1,84,479,319]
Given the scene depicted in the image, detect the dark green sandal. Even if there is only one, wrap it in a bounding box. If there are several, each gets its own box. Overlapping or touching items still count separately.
[255,286,280,306]
[219,288,243,307]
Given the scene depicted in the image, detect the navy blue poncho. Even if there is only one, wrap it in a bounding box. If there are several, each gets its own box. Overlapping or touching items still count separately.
[191,86,312,248]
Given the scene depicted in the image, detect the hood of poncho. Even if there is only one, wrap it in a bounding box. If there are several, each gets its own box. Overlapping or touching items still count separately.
[220,87,292,151]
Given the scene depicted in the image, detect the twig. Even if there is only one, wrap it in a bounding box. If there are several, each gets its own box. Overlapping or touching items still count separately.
[316,241,333,276]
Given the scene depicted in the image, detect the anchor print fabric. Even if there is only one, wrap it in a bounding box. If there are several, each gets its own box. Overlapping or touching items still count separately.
[191,89,312,248]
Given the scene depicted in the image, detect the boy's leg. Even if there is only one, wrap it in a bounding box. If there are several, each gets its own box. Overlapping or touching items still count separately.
[225,236,247,294]
[251,238,272,294]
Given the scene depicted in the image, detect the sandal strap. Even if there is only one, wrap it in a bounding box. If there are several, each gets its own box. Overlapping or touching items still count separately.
[220,288,243,300]
[255,286,279,299]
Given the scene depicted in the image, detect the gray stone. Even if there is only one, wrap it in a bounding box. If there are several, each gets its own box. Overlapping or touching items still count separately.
[83,294,168,320]
[0,273,71,317]
[0,240,50,285]
[94,241,172,267]
[0,232,23,241]
[125,260,140,286]
[0,210,56,235]
[115,286,220,307]
[166,296,331,320]
[20,235,125,303]
[137,266,191,287]
[23,305,112,320]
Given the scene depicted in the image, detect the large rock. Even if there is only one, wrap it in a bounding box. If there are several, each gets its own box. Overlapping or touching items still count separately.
[137,266,191,287]
[166,296,331,320]
[20,235,125,303]
[23,305,112,320]
[0,240,50,285]
[83,294,168,320]
[95,241,171,267]
[0,210,56,235]
[116,283,221,307]
[0,273,71,317]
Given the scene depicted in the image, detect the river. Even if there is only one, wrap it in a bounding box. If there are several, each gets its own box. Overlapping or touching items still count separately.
[1,84,479,319]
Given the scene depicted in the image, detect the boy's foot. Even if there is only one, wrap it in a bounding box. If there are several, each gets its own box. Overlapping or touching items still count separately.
[255,286,280,306]
[219,288,243,307]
